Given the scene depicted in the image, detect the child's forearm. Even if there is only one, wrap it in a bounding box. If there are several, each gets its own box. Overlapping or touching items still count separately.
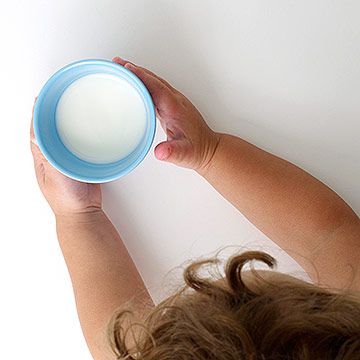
[199,133,360,284]
[56,210,153,360]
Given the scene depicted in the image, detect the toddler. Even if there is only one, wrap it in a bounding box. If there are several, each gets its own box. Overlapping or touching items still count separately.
[30,56,360,360]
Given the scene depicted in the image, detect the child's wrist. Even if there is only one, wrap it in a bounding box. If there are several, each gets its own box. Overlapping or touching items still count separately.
[196,131,222,177]
[55,208,105,226]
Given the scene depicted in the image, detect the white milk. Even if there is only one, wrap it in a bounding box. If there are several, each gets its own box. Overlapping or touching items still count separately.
[56,73,147,163]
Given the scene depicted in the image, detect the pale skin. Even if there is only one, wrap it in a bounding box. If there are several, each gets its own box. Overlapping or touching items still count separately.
[31,57,360,360]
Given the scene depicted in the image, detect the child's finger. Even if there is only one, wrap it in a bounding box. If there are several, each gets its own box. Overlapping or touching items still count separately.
[112,57,179,117]
[124,63,178,116]
[113,57,175,90]
[112,56,128,66]
[154,139,191,166]
[135,66,176,92]
[30,97,37,144]
[30,140,46,186]
[30,139,43,160]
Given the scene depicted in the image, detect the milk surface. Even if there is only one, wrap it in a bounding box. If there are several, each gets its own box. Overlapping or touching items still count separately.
[56,73,147,163]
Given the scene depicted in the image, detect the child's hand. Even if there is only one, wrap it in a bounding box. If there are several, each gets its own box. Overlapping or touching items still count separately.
[30,100,102,217]
[113,57,220,172]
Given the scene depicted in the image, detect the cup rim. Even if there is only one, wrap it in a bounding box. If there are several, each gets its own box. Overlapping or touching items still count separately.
[34,59,156,183]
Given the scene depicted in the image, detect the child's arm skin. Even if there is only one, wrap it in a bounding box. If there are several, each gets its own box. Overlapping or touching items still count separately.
[30,113,154,360]
[199,134,360,290]
[113,57,360,291]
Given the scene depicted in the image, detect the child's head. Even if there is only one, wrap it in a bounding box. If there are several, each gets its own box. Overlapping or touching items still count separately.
[108,251,360,359]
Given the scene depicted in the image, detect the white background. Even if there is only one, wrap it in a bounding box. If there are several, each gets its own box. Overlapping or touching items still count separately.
[1,1,359,359]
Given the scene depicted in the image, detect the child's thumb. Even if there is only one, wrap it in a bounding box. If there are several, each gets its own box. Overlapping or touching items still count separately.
[154,139,191,167]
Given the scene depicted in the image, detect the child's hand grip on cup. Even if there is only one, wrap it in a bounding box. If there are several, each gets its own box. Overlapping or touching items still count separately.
[113,57,220,172]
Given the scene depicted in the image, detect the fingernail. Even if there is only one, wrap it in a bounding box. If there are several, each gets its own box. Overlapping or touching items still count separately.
[160,145,171,160]
[125,63,135,70]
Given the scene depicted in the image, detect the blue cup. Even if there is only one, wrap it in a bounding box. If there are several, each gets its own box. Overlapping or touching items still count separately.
[33,59,156,183]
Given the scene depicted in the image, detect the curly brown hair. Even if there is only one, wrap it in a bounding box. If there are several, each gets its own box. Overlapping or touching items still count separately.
[107,251,360,359]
